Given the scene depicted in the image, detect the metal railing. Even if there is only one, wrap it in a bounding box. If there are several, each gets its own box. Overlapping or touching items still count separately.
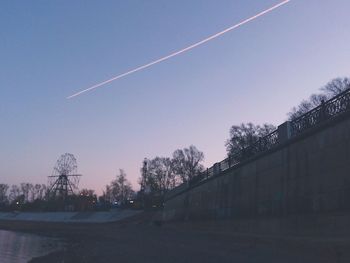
[173,88,350,193]
[290,88,350,136]
[188,129,280,186]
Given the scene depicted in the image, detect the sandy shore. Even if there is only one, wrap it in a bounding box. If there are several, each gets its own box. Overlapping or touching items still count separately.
[0,212,350,263]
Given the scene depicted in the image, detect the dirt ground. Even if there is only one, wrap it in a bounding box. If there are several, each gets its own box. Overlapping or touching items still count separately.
[0,212,349,263]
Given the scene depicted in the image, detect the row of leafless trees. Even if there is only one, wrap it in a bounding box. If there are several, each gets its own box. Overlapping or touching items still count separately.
[139,145,205,198]
[102,169,134,205]
[225,123,276,156]
[287,77,350,120]
[2,78,346,210]
[134,77,350,203]
[0,181,101,211]
[224,77,350,157]
[0,183,48,206]
[98,145,205,208]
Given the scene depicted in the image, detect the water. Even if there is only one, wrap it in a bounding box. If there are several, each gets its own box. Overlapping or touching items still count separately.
[0,230,62,263]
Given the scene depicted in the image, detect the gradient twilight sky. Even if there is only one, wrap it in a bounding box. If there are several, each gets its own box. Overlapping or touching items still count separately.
[1,0,350,195]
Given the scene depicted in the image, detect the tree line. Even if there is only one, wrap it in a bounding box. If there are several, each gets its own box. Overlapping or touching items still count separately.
[0,182,100,211]
[138,77,350,204]
[287,77,350,120]
[225,77,350,158]
[102,169,134,206]
[96,145,205,210]
[136,145,204,207]
[0,183,47,207]
[2,77,348,211]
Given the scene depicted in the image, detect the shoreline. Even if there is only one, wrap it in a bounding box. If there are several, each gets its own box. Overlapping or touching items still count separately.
[0,211,153,262]
[1,214,350,262]
[0,228,64,263]
[0,209,141,224]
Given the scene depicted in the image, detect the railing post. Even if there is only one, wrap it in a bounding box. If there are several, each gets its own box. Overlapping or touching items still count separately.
[320,99,326,121]
[258,138,263,151]
[278,121,292,142]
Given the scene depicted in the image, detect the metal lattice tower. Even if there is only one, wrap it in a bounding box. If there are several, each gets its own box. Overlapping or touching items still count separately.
[48,153,82,199]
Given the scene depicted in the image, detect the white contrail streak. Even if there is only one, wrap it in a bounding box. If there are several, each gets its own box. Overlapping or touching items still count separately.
[67,0,290,99]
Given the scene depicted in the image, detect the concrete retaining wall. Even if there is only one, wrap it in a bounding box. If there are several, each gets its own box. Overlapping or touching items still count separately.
[163,115,350,235]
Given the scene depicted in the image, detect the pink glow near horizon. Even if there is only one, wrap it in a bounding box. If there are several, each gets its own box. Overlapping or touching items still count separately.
[67,0,291,99]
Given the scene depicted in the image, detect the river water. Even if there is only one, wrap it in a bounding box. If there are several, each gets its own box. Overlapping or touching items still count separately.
[0,230,62,263]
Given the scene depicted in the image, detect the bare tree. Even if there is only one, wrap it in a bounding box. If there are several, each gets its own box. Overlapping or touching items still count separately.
[80,188,96,197]
[288,77,350,120]
[288,95,327,120]
[321,77,350,96]
[138,159,156,194]
[102,184,113,203]
[158,157,178,190]
[172,145,205,183]
[109,169,134,204]
[142,157,178,195]
[225,123,276,156]
[20,183,33,203]
[0,184,9,205]
[32,184,47,201]
[79,189,97,199]
[9,185,21,204]
[29,184,37,202]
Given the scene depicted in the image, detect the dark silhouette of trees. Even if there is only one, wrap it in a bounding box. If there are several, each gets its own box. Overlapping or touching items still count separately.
[77,189,97,211]
[102,185,112,204]
[225,123,276,156]
[0,181,107,212]
[0,183,49,211]
[138,145,205,206]
[321,77,350,96]
[20,183,32,203]
[12,183,48,203]
[33,184,47,201]
[141,157,178,196]
[0,184,9,206]
[103,169,134,206]
[172,145,205,183]
[288,77,350,120]
[9,185,21,204]
[80,188,96,197]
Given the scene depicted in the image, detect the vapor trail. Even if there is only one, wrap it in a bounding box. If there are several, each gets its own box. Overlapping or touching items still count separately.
[67,0,290,99]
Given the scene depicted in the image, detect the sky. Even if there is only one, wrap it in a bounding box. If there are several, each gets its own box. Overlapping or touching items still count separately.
[1,0,350,195]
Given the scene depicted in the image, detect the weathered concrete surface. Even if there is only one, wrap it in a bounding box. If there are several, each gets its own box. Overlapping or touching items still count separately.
[0,209,141,223]
[2,216,349,263]
[164,114,350,235]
